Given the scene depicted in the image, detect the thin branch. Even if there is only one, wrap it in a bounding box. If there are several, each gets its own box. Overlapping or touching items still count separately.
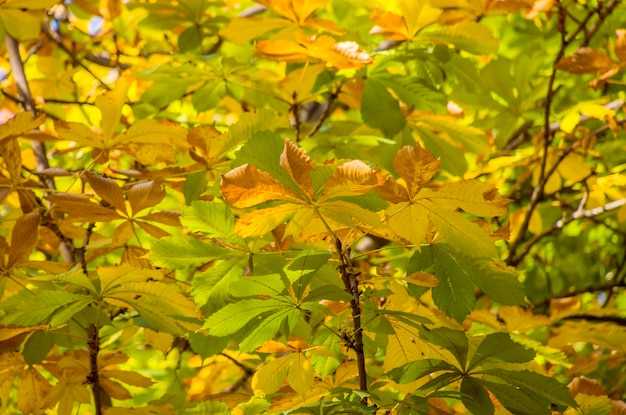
[334,238,368,405]
[306,85,342,138]
[41,22,113,90]
[580,0,621,47]
[509,198,626,266]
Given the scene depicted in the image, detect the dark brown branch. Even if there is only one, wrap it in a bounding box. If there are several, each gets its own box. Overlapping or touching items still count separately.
[86,324,108,415]
[580,0,621,47]
[334,238,368,405]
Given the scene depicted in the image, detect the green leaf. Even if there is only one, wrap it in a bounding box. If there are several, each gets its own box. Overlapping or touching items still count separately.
[361,78,406,137]
[192,81,227,112]
[468,332,535,371]
[229,108,289,144]
[181,400,231,415]
[387,359,457,384]
[127,299,188,334]
[181,200,236,238]
[4,291,87,326]
[23,331,54,365]
[192,259,246,312]
[483,369,577,409]
[415,126,467,176]
[480,379,552,415]
[49,298,93,326]
[419,326,468,369]
[188,331,230,360]
[374,74,446,112]
[470,261,526,306]
[232,131,304,196]
[239,309,299,353]
[461,377,494,415]
[284,250,333,299]
[149,235,235,269]
[423,21,499,55]
[183,170,209,205]
[410,245,477,321]
[203,298,286,335]
[178,25,203,53]
[229,274,287,298]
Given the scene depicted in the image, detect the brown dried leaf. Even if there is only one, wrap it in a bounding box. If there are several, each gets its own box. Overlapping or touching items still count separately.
[85,172,127,214]
[555,47,616,74]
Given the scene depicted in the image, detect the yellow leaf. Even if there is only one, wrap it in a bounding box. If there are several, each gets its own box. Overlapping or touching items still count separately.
[187,125,236,167]
[234,204,304,237]
[415,180,509,217]
[256,39,310,63]
[85,171,127,214]
[17,367,52,414]
[386,201,431,246]
[394,145,441,196]
[96,76,130,145]
[252,354,293,396]
[555,47,616,74]
[115,119,188,147]
[0,112,45,144]
[370,8,410,41]
[557,153,592,183]
[54,120,103,148]
[101,369,154,387]
[136,221,170,239]
[144,329,174,355]
[221,164,304,208]
[219,17,291,43]
[405,271,439,287]
[257,340,295,354]
[426,207,497,257]
[319,200,384,229]
[0,325,48,342]
[117,142,178,165]
[287,353,313,397]
[280,138,315,200]
[400,0,442,38]
[98,264,164,294]
[320,160,384,200]
[279,64,325,105]
[384,319,455,371]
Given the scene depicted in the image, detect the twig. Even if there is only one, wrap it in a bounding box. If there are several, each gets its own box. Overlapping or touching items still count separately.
[506,0,616,265]
[75,222,96,276]
[41,22,112,90]
[334,238,368,405]
[306,85,342,138]
[509,198,626,266]
[580,0,621,47]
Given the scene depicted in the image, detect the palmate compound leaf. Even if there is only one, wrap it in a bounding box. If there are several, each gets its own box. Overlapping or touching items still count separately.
[220,136,385,239]
[378,144,510,258]
[408,244,525,322]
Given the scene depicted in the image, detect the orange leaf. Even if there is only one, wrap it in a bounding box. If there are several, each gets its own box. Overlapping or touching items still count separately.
[0,137,22,179]
[370,8,410,41]
[85,172,127,214]
[47,193,122,222]
[128,180,166,215]
[392,145,440,196]
[257,340,295,353]
[257,0,326,24]
[280,139,315,200]
[221,164,304,208]
[405,271,439,287]
[256,39,310,63]
[320,160,384,200]
[8,211,40,267]
[555,47,617,74]
[136,220,170,238]
[140,211,181,227]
